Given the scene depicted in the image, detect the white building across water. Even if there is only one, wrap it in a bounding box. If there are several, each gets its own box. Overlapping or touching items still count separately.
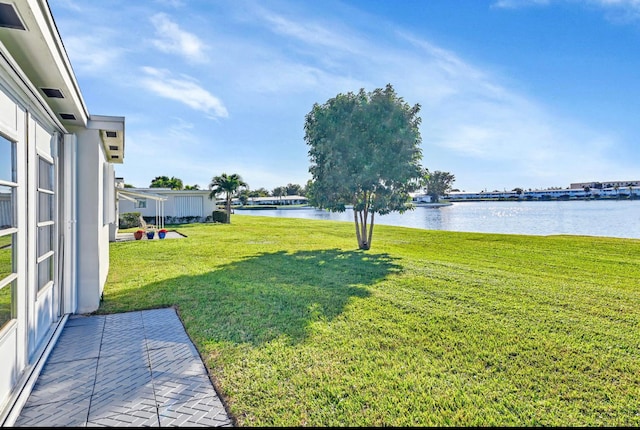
[0,1,124,423]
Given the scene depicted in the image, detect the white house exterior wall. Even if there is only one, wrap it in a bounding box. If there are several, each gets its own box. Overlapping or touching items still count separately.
[0,45,66,419]
[76,128,112,314]
[174,195,204,217]
[0,1,125,422]
[118,189,217,221]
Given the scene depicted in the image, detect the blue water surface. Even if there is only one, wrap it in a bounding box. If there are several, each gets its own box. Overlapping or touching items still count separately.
[237,200,640,239]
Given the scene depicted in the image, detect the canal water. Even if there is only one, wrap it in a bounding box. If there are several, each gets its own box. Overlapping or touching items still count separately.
[236,200,640,239]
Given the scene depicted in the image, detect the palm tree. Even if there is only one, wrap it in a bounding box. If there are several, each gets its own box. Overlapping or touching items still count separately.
[272,186,285,200]
[208,173,247,223]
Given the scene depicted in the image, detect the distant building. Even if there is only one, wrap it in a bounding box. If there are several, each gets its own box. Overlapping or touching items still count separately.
[245,195,309,206]
[570,180,640,189]
[447,186,640,201]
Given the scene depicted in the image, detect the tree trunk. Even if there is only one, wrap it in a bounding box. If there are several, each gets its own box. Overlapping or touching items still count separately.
[367,211,375,249]
[353,209,371,250]
[353,209,362,247]
[225,195,232,223]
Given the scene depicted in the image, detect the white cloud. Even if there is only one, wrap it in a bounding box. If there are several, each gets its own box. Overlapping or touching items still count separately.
[150,13,207,62]
[61,33,125,74]
[255,7,363,55]
[492,0,550,8]
[492,0,640,21]
[139,67,228,118]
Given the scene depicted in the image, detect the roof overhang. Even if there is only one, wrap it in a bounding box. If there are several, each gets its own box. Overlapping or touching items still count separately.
[0,0,89,127]
[0,1,126,163]
[88,115,125,164]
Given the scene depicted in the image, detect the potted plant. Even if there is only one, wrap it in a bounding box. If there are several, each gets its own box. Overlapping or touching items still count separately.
[134,229,144,240]
[146,229,155,240]
[158,228,168,239]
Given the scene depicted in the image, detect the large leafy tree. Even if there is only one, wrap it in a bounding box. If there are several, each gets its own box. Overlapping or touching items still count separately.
[248,188,271,197]
[150,175,184,190]
[423,170,455,202]
[285,183,304,196]
[272,186,286,200]
[305,84,423,250]
[208,173,248,223]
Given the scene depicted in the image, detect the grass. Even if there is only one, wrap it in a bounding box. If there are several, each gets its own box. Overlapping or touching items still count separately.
[102,215,640,426]
[0,234,13,328]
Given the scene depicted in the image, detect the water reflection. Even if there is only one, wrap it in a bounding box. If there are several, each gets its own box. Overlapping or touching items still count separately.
[238,200,640,239]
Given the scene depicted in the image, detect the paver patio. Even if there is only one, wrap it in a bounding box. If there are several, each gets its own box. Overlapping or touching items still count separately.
[13,308,232,427]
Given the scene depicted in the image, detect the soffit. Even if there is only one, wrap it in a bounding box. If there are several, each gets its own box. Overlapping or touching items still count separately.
[0,0,88,126]
[0,0,125,163]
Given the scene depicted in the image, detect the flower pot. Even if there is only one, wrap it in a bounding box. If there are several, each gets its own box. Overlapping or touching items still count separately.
[134,231,143,240]
[146,231,155,239]
[158,231,166,239]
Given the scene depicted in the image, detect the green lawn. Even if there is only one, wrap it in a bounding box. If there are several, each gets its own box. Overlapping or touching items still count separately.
[103,215,640,426]
[0,234,13,328]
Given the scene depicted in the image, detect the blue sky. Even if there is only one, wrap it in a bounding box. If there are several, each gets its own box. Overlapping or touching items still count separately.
[50,0,639,193]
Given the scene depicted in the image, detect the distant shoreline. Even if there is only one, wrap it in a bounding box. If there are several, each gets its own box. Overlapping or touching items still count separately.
[447,196,639,202]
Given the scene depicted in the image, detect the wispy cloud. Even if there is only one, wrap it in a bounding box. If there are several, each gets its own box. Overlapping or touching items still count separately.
[254,6,364,55]
[62,33,125,74]
[492,0,550,8]
[150,13,208,63]
[139,67,228,118]
[384,28,622,189]
[492,0,640,22]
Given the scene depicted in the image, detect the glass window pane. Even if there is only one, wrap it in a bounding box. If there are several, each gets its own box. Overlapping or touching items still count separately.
[0,185,14,229]
[37,257,53,291]
[0,136,15,183]
[38,157,53,191]
[38,224,52,256]
[0,279,14,331]
[38,192,53,222]
[0,233,14,280]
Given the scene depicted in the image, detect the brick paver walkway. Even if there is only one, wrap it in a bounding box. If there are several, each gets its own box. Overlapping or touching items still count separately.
[14,308,232,427]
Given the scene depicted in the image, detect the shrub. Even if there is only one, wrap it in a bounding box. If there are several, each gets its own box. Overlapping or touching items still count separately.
[212,209,228,223]
[119,212,141,229]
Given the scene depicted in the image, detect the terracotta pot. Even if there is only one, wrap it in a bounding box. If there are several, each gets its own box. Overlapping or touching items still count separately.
[134,231,143,240]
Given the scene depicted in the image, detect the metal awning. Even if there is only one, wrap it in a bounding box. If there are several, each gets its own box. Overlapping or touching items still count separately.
[117,189,167,229]
[117,189,167,201]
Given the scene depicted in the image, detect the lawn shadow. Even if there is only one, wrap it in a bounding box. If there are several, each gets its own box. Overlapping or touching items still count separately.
[151,249,401,346]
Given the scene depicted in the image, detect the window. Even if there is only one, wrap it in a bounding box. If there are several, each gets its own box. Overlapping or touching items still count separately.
[36,156,54,292]
[136,198,147,209]
[0,135,16,330]
[0,185,14,229]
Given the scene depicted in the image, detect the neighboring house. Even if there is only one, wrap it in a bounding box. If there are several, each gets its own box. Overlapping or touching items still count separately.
[118,187,218,224]
[245,195,309,206]
[0,1,124,424]
[409,192,432,204]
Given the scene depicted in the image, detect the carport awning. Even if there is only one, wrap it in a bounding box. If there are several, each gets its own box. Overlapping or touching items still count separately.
[117,189,167,201]
[117,189,167,229]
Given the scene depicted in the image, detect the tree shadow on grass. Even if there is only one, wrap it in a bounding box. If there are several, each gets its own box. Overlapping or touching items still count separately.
[151,249,401,346]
